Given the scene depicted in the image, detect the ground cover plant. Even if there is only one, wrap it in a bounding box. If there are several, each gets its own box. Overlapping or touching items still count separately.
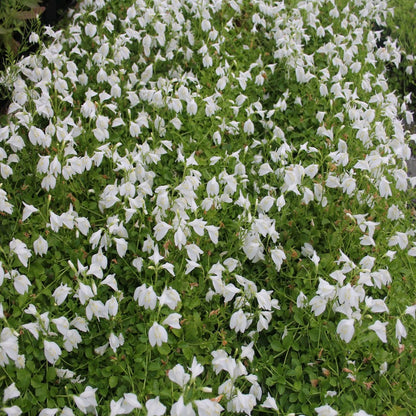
[1,0,416,415]
[384,0,416,103]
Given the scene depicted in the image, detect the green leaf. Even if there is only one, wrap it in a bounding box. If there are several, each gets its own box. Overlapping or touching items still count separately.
[270,339,282,352]
[266,377,276,387]
[31,375,43,389]
[17,368,31,389]
[157,343,171,355]
[182,346,194,360]
[109,376,119,388]
[35,385,48,402]
[20,0,42,8]
[46,367,56,382]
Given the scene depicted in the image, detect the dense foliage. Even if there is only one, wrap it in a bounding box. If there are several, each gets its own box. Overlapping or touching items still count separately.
[1,0,416,415]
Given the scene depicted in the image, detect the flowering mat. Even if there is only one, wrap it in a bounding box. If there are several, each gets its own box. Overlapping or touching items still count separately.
[1,0,416,415]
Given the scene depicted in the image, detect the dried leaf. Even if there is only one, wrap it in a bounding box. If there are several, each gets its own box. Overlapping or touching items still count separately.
[210,395,224,403]
[310,379,319,387]
[15,6,45,20]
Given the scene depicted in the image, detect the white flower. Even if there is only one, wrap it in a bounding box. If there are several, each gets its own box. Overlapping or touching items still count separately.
[39,408,58,416]
[259,163,273,176]
[44,340,62,365]
[101,275,118,292]
[63,329,82,352]
[22,202,38,221]
[360,235,375,246]
[256,289,273,310]
[276,195,285,211]
[205,225,219,244]
[94,343,108,356]
[61,407,74,416]
[228,390,256,414]
[3,382,20,402]
[41,174,56,191]
[72,307,93,333]
[52,316,70,335]
[230,309,248,333]
[109,332,124,353]
[84,23,97,37]
[296,291,307,308]
[174,227,187,249]
[315,404,338,416]
[52,284,72,306]
[185,259,201,275]
[241,341,255,362]
[262,393,278,410]
[368,320,388,343]
[188,218,206,236]
[257,311,272,331]
[341,176,356,195]
[171,396,195,416]
[114,238,127,258]
[168,364,190,388]
[395,319,407,343]
[206,177,219,197]
[153,222,172,241]
[81,100,96,119]
[75,283,95,305]
[13,273,31,295]
[388,232,408,250]
[187,100,198,115]
[365,297,389,313]
[145,397,166,416]
[243,119,255,135]
[317,278,336,300]
[86,299,108,321]
[33,235,48,256]
[106,296,118,316]
[135,285,157,310]
[270,248,286,271]
[120,393,142,413]
[379,362,388,375]
[405,304,416,319]
[194,399,224,416]
[15,354,24,369]
[188,356,204,380]
[1,406,22,416]
[9,238,31,267]
[162,313,181,329]
[336,319,355,343]
[148,322,168,347]
[29,32,39,43]
[158,287,180,309]
[28,126,45,146]
[109,399,124,416]
[379,177,392,198]
[110,393,142,416]
[309,295,327,316]
[0,329,19,364]
[387,205,404,220]
[73,386,98,415]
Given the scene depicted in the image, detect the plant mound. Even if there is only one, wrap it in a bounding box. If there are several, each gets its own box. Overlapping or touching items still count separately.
[0,0,416,415]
